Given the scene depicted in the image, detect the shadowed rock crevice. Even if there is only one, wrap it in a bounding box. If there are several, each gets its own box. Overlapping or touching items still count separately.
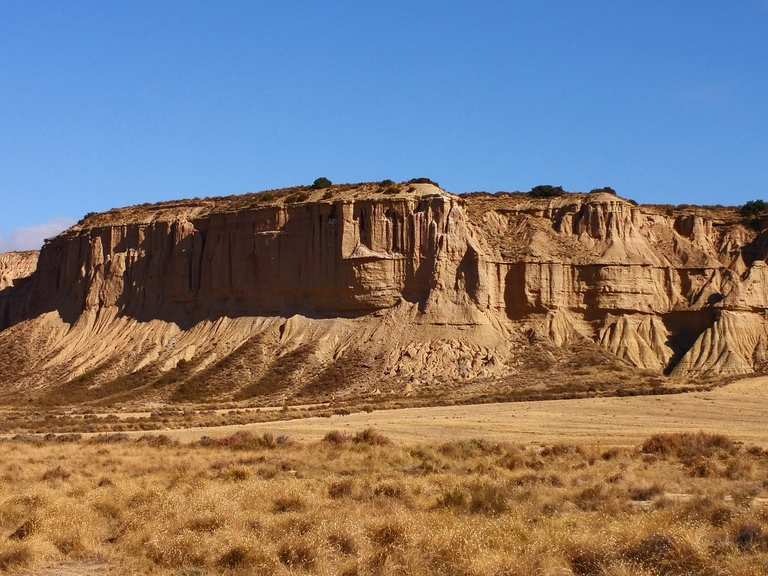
[662,311,720,374]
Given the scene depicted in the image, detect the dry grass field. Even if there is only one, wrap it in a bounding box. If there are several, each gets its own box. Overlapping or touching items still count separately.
[152,375,768,447]
[2,377,768,574]
[2,430,768,575]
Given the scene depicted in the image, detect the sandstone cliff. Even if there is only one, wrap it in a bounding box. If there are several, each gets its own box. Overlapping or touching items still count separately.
[0,251,38,331]
[0,251,38,290]
[1,182,766,405]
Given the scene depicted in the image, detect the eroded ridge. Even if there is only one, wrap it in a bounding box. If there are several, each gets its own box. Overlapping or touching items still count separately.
[1,183,767,404]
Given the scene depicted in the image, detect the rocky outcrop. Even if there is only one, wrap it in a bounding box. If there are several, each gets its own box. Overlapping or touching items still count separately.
[1,183,766,404]
[672,311,768,376]
[0,251,37,290]
[0,251,38,331]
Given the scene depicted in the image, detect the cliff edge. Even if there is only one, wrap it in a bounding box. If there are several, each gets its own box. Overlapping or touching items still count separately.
[1,182,766,405]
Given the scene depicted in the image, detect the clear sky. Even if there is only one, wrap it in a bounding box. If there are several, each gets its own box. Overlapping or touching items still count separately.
[1,1,767,250]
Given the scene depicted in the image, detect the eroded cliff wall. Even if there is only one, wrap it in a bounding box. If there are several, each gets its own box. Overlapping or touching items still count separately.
[0,251,38,290]
[1,182,766,404]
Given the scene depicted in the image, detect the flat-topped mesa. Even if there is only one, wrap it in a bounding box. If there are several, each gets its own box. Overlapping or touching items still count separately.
[27,182,462,322]
[1,183,768,404]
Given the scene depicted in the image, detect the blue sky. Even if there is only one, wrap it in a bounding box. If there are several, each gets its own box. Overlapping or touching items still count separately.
[1,1,767,250]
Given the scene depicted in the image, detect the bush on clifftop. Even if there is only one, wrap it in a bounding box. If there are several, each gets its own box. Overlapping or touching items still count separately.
[311,177,332,189]
[740,199,767,217]
[529,185,565,198]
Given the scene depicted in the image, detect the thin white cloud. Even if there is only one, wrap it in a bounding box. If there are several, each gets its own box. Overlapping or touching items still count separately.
[0,219,74,252]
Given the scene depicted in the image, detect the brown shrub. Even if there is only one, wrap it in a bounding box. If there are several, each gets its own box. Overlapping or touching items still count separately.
[731,484,760,508]
[623,533,705,575]
[368,520,407,550]
[278,539,316,570]
[680,496,733,527]
[540,444,585,458]
[373,481,405,499]
[436,486,468,510]
[640,432,736,461]
[135,434,178,448]
[219,465,251,481]
[733,522,768,552]
[628,483,664,501]
[0,544,31,570]
[186,516,224,533]
[9,435,44,446]
[439,439,506,458]
[328,531,358,555]
[88,433,130,444]
[328,479,354,499]
[568,545,608,576]
[42,465,70,481]
[511,472,561,487]
[8,519,34,541]
[323,430,351,445]
[724,457,753,480]
[436,482,508,515]
[199,431,290,450]
[496,452,524,470]
[44,433,82,443]
[272,495,306,513]
[572,484,620,512]
[352,428,391,446]
[217,546,250,568]
[468,482,508,515]
[601,447,620,461]
[339,562,359,576]
[54,533,84,556]
[687,457,717,478]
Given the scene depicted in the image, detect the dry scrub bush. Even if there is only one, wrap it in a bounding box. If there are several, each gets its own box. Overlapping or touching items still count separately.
[197,431,290,450]
[352,428,391,446]
[0,431,766,575]
[641,432,736,460]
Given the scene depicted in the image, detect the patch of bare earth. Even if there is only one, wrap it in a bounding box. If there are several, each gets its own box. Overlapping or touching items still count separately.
[158,375,768,446]
[25,562,108,575]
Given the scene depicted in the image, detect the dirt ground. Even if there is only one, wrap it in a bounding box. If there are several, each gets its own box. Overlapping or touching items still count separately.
[151,375,768,447]
[23,562,109,576]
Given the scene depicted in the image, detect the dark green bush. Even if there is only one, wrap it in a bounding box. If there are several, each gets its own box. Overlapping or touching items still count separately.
[408,177,439,186]
[529,185,565,198]
[740,199,767,217]
[77,212,98,225]
[311,177,332,189]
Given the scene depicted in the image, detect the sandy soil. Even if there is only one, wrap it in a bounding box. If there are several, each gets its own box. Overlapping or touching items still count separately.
[27,562,109,575]
[146,375,768,447]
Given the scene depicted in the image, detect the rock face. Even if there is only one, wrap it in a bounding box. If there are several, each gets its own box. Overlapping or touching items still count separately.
[1,183,767,404]
[0,251,38,330]
[0,251,38,290]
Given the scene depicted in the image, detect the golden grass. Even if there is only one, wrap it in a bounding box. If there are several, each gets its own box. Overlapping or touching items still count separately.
[0,431,767,575]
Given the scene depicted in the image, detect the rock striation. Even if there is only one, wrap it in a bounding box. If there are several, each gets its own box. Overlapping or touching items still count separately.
[1,182,767,404]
